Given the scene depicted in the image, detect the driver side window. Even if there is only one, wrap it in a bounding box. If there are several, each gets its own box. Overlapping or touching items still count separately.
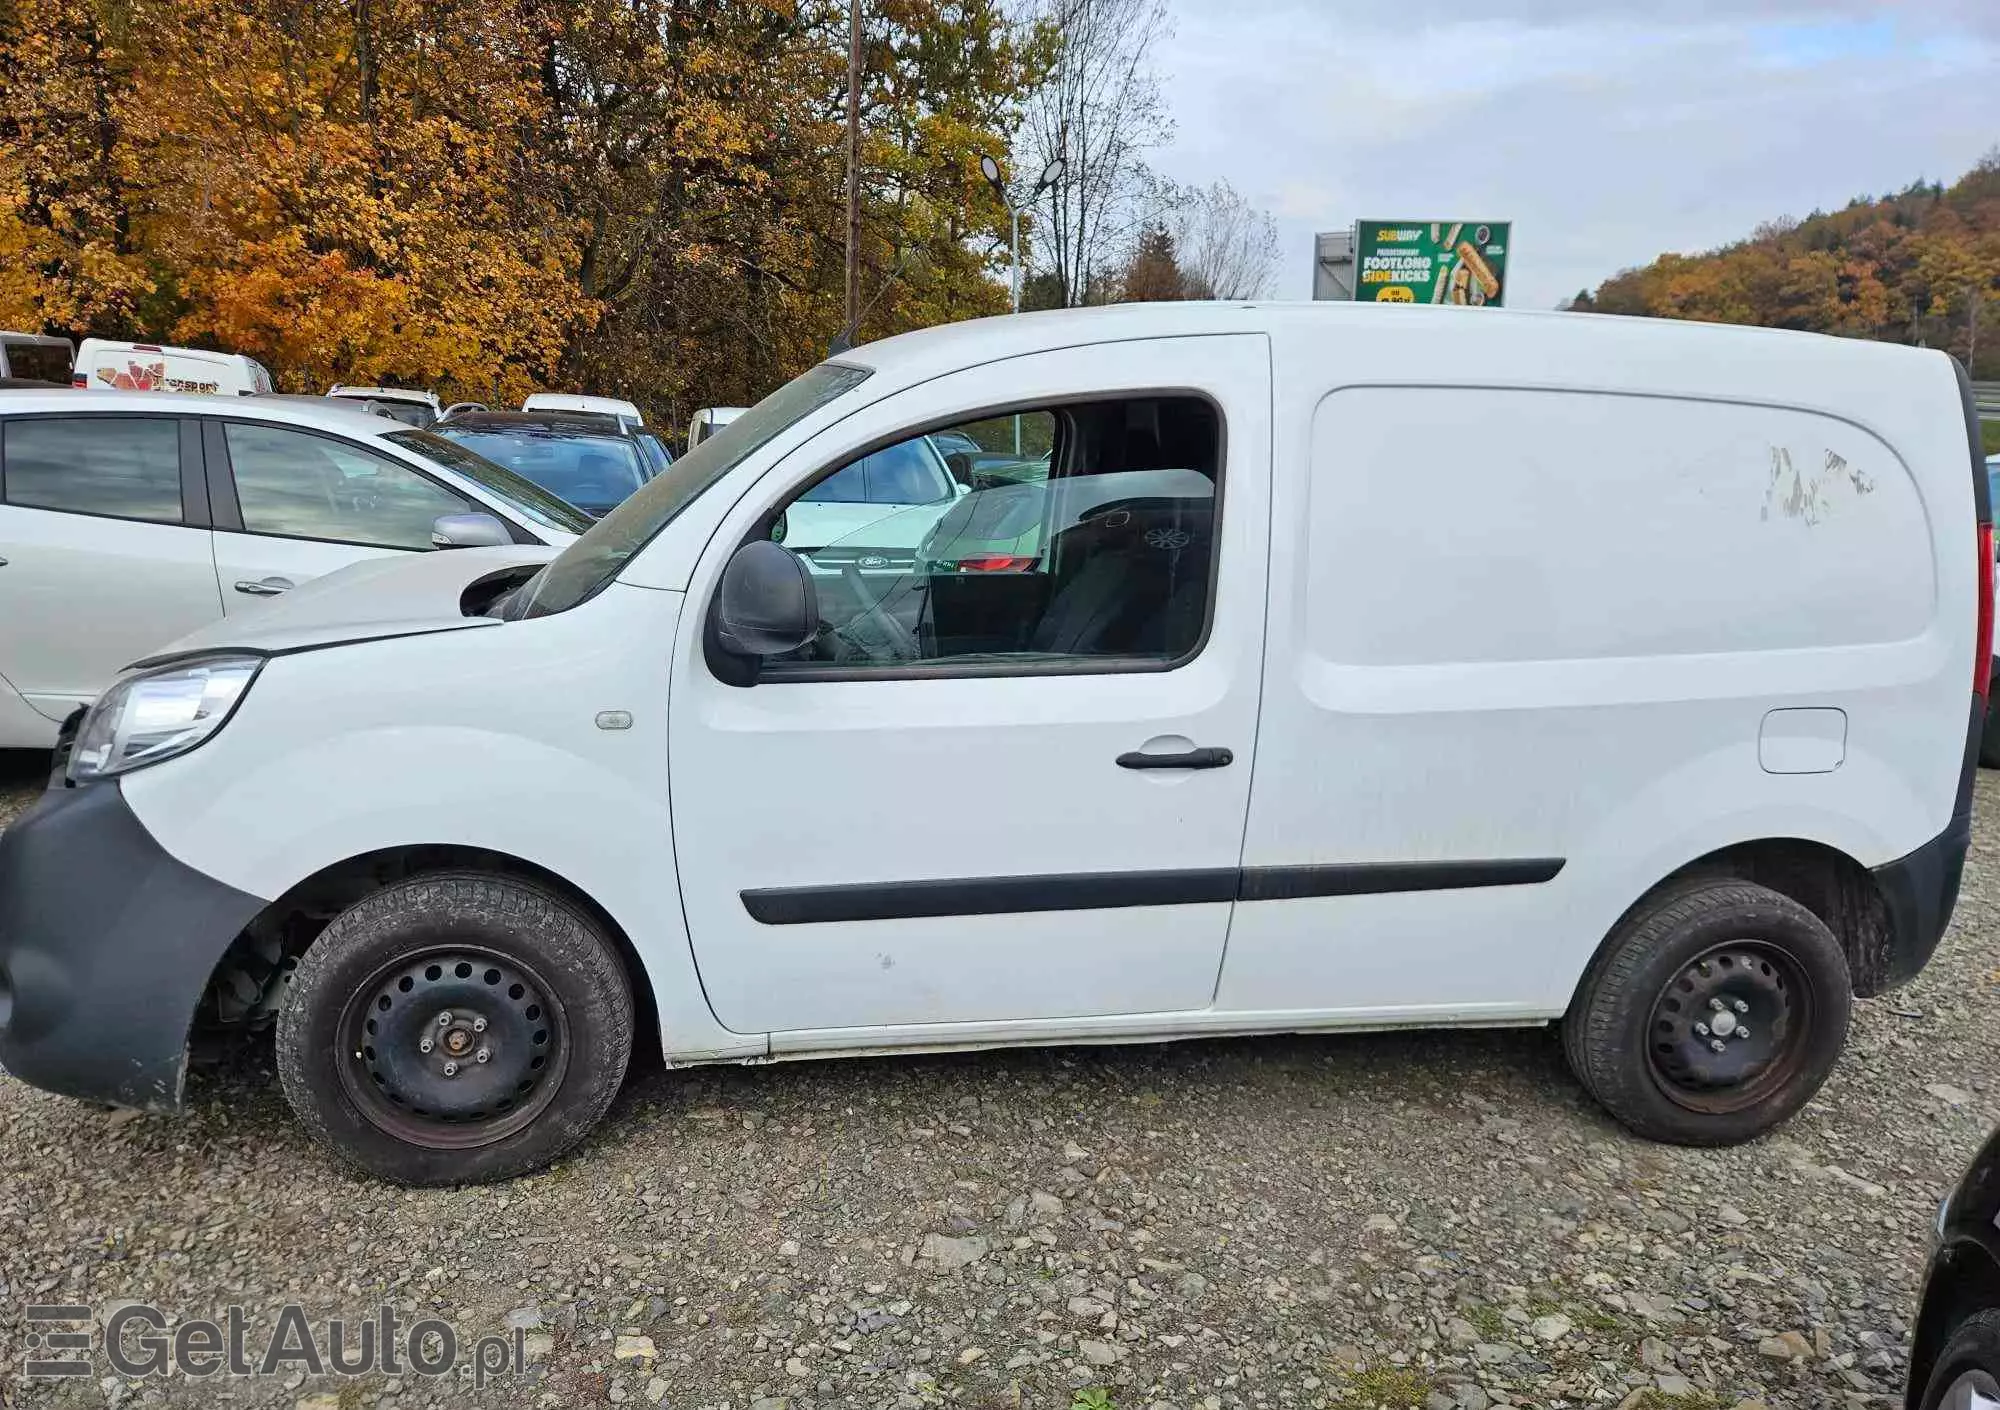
[760,397,1221,674]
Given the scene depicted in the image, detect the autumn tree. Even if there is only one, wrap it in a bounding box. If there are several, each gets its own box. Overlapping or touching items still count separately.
[1576,151,2000,377]
[1116,222,1188,301]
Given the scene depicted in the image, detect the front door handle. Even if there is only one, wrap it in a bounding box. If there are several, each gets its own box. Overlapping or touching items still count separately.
[1116,746,1234,770]
[234,577,294,597]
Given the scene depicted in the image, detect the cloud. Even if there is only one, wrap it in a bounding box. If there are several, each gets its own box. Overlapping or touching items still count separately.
[1151,1,1999,306]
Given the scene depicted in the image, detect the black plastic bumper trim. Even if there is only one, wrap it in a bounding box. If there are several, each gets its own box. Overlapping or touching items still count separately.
[0,779,266,1109]
[741,857,1564,925]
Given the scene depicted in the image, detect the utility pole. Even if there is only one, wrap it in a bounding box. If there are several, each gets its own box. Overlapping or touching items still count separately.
[844,0,862,345]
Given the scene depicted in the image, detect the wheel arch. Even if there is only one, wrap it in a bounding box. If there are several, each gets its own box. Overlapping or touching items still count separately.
[198,844,661,1063]
[1577,835,1898,1007]
[1908,1241,2000,1410]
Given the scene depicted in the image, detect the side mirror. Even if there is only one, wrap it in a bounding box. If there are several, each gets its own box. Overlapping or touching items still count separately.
[715,540,818,657]
[431,512,513,549]
[944,450,975,485]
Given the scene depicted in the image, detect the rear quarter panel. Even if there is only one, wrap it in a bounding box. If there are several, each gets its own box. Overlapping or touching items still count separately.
[1225,316,1973,1018]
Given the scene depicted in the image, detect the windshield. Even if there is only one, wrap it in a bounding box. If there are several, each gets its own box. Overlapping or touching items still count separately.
[432,425,650,518]
[516,363,873,618]
[383,428,595,535]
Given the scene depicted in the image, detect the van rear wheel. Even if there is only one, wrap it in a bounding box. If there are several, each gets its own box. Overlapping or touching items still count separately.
[277,871,633,1185]
[1563,878,1851,1146]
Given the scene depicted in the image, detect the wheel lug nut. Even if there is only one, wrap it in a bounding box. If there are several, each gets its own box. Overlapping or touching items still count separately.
[1732,999,1749,1014]
[1694,1022,1710,1037]
[1709,1039,1726,1053]
[1708,997,1726,1011]
[472,1017,487,1033]
[443,1061,459,1077]
[437,1011,453,1028]
[475,1048,491,1064]
[419,1037,433,1054]
[1736,1027,1749,1041]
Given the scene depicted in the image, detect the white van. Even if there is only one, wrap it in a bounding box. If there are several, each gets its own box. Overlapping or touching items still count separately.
[0,304,1984,1185]
[75,339,273,396]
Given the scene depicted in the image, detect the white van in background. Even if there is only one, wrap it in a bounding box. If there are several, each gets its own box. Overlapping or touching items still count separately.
[74,339,273,396]
[0,304,1983,1185]
[523,393,643,427]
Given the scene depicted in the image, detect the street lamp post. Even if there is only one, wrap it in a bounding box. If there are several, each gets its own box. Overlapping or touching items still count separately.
[981,153,1065,453]
[981,153,1065,316]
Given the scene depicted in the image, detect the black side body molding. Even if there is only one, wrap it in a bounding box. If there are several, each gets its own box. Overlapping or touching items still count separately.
[742,858,1565,925]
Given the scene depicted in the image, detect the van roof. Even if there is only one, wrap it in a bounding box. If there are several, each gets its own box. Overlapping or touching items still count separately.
[76,338,255,368]
[841,300,1947,385]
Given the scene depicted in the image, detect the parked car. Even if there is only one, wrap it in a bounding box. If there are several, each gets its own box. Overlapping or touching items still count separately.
[0,390,589,747]
[327,386,441,428]
[687,405,745,450]
[430,409,657,518]
[0,332,74,386]
[0,304,1983,1186]
[1908,1123,2000,1408]
[74,338,273,396]
[522,393,643,428]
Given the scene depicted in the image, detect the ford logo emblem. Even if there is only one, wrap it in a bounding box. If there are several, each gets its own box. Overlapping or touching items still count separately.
[857,554,890,569]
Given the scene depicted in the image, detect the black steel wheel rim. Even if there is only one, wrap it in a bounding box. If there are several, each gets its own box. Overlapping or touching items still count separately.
[1937,1370,2000,1410]
[1645,940,1816,1114]
[335,946,569,1149]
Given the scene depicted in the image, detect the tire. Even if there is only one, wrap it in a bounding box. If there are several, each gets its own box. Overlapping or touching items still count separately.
[1981,691,2000,768]
[277,871,633,1185]
[1917,1309,2000,1410]
[1562,877,1851,1146]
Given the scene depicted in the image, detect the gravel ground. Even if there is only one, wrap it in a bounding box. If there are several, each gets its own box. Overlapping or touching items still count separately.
[2,753,1998,1410]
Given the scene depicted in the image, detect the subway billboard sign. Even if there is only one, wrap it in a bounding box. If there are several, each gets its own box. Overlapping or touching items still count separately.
[1354,220,1510,306]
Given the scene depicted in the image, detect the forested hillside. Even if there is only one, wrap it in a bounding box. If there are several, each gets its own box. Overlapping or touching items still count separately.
[1573,152,2000,379]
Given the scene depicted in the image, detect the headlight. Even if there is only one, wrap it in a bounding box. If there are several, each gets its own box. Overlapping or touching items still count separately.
[69,656,262,782]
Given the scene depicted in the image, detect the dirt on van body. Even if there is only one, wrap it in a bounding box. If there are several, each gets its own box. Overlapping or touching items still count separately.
[1,756,1996,1410]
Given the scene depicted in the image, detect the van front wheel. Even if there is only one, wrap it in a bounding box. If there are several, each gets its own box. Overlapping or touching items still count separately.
[1563,878,1851,1146]
[277,871,634,1185]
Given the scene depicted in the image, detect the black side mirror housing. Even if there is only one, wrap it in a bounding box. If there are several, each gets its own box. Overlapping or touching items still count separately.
[714,540,818,661]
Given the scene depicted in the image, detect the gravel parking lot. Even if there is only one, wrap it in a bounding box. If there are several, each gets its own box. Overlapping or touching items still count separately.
[2,750,1997,1410]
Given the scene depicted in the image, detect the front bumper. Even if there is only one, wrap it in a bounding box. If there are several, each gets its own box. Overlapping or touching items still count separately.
[0,778,265,1109]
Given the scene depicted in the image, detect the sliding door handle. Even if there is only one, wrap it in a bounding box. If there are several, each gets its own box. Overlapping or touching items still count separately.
[1116,746,1234,771]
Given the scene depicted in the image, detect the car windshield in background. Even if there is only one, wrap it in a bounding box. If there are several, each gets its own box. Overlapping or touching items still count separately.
[382,429,595,535]
[516,363,873,619]
[431,425,650,518]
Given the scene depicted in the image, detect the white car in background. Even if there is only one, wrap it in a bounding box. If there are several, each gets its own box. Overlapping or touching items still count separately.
[686,406,745,450]
[327,386,442,428]
[522,393,644,427]
[0,391,588,746]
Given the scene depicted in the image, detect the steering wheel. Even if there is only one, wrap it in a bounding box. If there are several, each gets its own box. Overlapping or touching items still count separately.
[836,561,921,662]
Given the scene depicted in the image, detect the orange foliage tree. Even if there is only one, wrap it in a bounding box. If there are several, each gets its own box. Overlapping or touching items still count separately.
[1573,153,2000,378]
[0,0,1043,414]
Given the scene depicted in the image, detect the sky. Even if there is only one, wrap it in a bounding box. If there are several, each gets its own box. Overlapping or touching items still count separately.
[1150,0,1999,307]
